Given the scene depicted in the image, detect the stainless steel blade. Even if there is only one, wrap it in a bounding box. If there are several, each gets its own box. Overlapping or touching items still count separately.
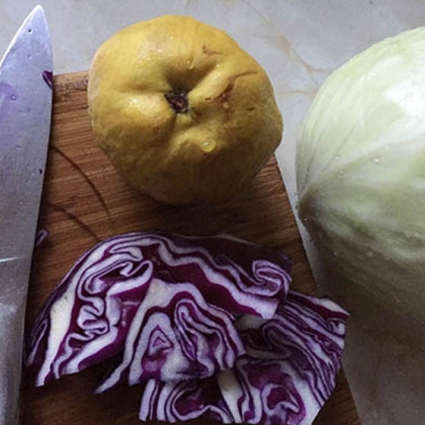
[0,6,52,424]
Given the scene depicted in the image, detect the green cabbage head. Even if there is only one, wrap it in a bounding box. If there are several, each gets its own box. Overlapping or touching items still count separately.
[297,27,425,425]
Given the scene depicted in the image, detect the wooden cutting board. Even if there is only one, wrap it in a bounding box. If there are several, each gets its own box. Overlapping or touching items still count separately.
[20,72,360,425]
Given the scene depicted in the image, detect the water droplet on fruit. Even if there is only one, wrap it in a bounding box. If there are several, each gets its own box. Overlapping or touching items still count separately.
[201,140,216,153]
[373,155,381,164]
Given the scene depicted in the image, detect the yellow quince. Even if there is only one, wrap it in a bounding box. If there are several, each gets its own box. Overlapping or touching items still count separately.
[88,15,283,205]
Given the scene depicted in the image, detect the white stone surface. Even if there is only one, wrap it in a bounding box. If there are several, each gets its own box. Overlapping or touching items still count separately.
[3,0,425,423]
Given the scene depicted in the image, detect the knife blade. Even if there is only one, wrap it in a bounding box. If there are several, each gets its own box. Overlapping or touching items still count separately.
[0,5,52,424]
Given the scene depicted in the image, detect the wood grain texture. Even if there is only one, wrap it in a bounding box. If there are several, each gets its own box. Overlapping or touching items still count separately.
[20,72,360,425]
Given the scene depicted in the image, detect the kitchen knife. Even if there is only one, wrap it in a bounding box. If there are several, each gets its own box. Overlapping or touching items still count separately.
[0,6,52,424]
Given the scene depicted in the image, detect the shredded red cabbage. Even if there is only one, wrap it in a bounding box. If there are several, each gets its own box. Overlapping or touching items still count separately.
[138,290,349,425]
[95,279,245,392]
[26,232,291,387]
[26,231,348,425]
[35,228,50,247]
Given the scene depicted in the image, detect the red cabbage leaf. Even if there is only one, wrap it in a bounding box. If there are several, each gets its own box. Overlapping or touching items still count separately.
[138,290,349,425]
[26,232,291,387]
[95,279,245,392]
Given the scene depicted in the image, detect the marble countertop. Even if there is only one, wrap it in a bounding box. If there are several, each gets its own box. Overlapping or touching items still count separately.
[3,1,425,423]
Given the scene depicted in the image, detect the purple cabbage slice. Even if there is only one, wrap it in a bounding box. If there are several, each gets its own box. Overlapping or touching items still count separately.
[138,290,349,425]
[26,231,291,387]
[140,377,234,423]
[95,279,245,393]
